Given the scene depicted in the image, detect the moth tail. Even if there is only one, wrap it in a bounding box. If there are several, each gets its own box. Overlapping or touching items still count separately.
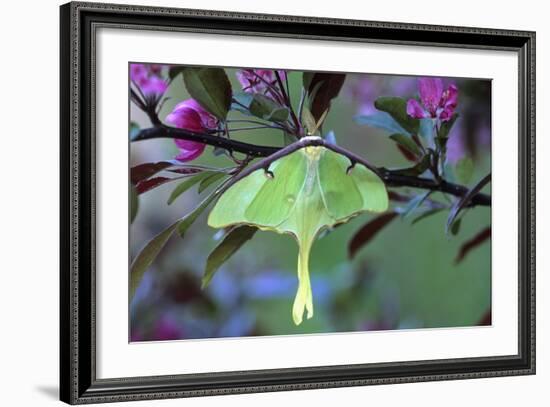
[292,242,314,325]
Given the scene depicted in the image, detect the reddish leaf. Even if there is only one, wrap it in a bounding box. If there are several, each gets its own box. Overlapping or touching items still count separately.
[454,226,491,264]
[396,144,417,162]
[131,161,173,185]
[167,167,203,175]
[131,162,205,194]
[306,73,346,121]
[135,176,173,194]
[348,212,398,259]
[412,133,424,149]
[388,191,409,203]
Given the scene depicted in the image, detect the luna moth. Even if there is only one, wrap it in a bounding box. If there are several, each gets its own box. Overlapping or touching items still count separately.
[207,137,388,325]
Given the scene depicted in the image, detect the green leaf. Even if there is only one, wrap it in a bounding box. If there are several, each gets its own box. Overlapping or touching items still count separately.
[231,92,254,114]
[389,133,421,157]
[202,226,258,289]
[419,118,434,141]
[198,172,227,194]
[249,94,290,123]
[283,132,296,146]
[446,173,491,234]
[130,220,180,301]
[389,153,431,176]
[208,147,388,324]
[400,191,431,218]
[450,217,462,235]
[443,161,457,183]
[304,73,346,121]
[267,107,291,122]
[177,190,222,237]
[168,66,185,81]
[439,113,459,139]
[167,171,215,205]
[302,72,314,91]
[130,189,224,301]
[168,65,187,82]
[183,67,232,120]
[130,121,141,140]
[130,183,139,224]
[374,97,419,135]
[454,157,474,184]
[354,112,410,136]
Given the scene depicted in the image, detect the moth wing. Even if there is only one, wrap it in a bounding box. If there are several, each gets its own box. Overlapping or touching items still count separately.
[244,150,307,227]
[207,169,267,228]
[208,150,307,229]
[349,164,388,213]
[318,148,363,220]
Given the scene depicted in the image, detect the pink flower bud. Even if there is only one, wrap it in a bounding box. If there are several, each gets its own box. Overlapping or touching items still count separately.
[406,77,458,122]
[130,63,168,98]
[165,99,218,162]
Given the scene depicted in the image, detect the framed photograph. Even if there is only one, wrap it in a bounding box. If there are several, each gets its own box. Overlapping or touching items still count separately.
[60,1,535,404]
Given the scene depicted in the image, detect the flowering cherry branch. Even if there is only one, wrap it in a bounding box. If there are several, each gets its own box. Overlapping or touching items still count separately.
[133,125,279,157]
[130,67,490,207]
[132,125,490,207]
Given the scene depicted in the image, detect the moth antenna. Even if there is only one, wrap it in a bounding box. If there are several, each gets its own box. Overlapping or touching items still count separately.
[346,161,356,175]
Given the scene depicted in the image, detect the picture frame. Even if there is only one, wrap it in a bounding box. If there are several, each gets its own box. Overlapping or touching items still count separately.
[60,1,536,404]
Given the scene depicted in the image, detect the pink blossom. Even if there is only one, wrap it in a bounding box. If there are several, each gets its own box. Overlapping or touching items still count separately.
[406,78,458,122]
[130,64,148,83]
[166,99,218,162]
[139,76,168,97]
[148,64,164,76]
[166,99,217,131]
[130,63,168,97]
[172,139,206,162]
[236,69,287,97]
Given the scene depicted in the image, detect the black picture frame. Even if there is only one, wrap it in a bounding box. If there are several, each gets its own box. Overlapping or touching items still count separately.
[60,1,536,404]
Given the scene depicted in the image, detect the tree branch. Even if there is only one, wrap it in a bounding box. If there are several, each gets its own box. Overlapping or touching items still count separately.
[133,125,279,157]
[132,127,491,207]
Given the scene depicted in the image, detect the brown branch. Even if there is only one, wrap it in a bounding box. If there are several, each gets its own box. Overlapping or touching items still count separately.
[132,127,491,207]
[133,125,279,158]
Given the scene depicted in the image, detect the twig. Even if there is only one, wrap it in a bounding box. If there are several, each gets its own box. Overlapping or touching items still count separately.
[133,125,280,157]
[133,128,491,206]
[133,87,491,208]
[274,70,301,133]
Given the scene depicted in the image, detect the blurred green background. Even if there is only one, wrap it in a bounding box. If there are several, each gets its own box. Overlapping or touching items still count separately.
[130,67,491,341]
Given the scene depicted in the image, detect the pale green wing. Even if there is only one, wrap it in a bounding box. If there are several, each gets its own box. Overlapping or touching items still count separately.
[245,151,307,226]
[317,148,363,220]
[207,150,307,229]
[208,169,265,228]
[349,164,389,212]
